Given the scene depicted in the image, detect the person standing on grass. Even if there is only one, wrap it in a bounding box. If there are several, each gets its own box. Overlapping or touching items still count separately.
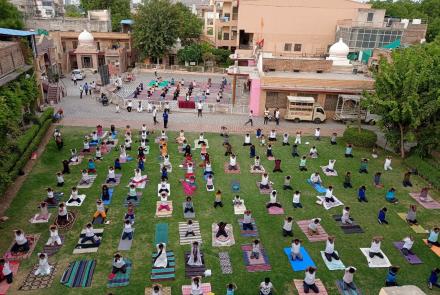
[152,107,158,125]
[197,101,203,118]
[163,110,169,129]
[244,110,254,126]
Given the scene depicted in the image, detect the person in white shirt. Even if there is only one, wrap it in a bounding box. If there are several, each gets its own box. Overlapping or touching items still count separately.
[0,259,13,284]
[137,101,143,113]
[79,169,90,185]
[369,236,384,258]
[244,110,254,126]
[384,156,393,171]
[268,130,277,141]
[11,229,30,253]
[342,267,357,291]
[295,131,302,144]
[197,102,203,118]
[243,133,252,146]
[83,139,90,153]
[157,193,171,211]
[151,285,162,295]
[122,220,133,240]
[187,241,203,266]
[310,172,322,185]
[252,156,262,171]
[110,253,126,279]
[282,217,294,237]
[308,218,321,236]
[259,277,274,295]
[274,108,280,125]
[106,166,117,183]
[242,210,253,230]
[95,147,102,160]
[324,236,340,262]
[229,154,238,170]
[324,186,335,203]
[341,207,352,224]
[184,220,195,237]
[34,253,52,276]
[292,191,302,208]
[152,107,158,125]
[56,172,64,187]
[191,277,202,295]
[197,133,205,145]
[303,267,319,293]
[250,239,261,259]
[266,190,282,208]
[290,239,303,260]
[309,146,318,158]
[46,225,62,246]
[153,243,168,268]
[260,173,270,189]
[147,102,153,113]
[80,223,101,245]
[314,128,321,140]
[401,236,414,256]
[127,100,133,112]
[326,159,336,172]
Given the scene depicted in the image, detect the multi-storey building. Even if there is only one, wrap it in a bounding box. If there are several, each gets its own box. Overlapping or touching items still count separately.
[203,0,238,50]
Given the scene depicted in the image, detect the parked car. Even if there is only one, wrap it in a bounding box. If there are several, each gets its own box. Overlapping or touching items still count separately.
[71,69,86,80]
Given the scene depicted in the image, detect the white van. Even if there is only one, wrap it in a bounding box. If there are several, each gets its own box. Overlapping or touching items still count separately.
[284,96,326,123]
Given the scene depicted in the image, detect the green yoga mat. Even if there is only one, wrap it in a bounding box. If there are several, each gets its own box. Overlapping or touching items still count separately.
[155,223,169,245]
[148,80,169,87]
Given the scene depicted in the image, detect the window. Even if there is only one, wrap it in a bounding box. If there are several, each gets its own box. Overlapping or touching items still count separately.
[223,33,230,40]
[294,44,302,52]
[367,12,374,22]
[96,42,100,51]
[284,43,292,51]
[266,92,288,108]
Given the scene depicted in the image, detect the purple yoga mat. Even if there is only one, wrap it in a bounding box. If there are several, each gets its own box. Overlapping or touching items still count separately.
[393,242,422,264]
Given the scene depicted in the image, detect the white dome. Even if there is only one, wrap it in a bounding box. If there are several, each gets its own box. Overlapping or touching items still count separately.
[329,38,349,57]
[78,30,94,43]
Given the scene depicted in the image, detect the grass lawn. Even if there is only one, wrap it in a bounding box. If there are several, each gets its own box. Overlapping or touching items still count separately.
[1,126,439,295]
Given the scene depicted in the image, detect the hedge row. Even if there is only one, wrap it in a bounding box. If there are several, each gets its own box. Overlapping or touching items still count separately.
[342,127,378,148]
[404,155,440,190]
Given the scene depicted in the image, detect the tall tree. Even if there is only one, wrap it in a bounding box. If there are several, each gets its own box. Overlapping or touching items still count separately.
[133,0,180,62]
[174,2,203,46]
[0,0,24,29]
[80,0,131,31]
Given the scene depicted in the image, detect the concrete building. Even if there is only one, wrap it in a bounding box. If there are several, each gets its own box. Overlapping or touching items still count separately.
[34,0,64,18]
[0,41,29,86]
[50,30,135,75]
[203,0,238,50]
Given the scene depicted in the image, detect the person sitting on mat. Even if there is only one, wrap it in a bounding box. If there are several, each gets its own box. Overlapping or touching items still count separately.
[401,235,415,256]
[216,221,228,238]
[10,229,30,254]
[67,187,81,204]
[369,236,384,258]
[292,191,302,208]
[385,187,398,204]
[385,266,400,287]
[233,195,243,206]
[282,133,289,146]
[252,156,262,171]
[291,239,303,261]
[406,205,418,225]
[299,156,307,171]
[98,185,109,202]
[324,186,335,204]
[214,190,223,208]
[176,129,185,144]
[197,133,206,145]
[106,166,117,183]
[226,283,237,295]
[56,172,64,187]
[191,277,202,295]
[0,259,13,284]
[342,267,357,291]
[35,202,49,221]
[343,172,352,189]
[373,172,383,188]
[242,210,253,230]
[35,253,52,276]
[87,159,96,174]
[188,241,203,266]
[228,154,238,170]
[46,225,62,246]
[158,179,170,195]
[324,236,340,262]
[359,158,368,174]
[292,144,300,158]
[419,186,430,202]
[428,268,440,289]
[125,203,135,223]
[81,223,101,245]
[268,130,277,141]
[248,144,256,158]
[109,253,127,280]
[184,197,194,214]
[266,190,282,208]
[259,277,274,295]
[256,128,262,139]
[303,267,319,293]
[283,175,293,190]
[185,220,195,237]
[121,219,133,240]
[345,144,353,158]
[243,133,251,146]
[403,171,413,187]
[56,202,68,226]
[259,134,266,146]
[204,160,213,176]
[250,239,261,259]
[79,169,91,185]
[384,156,393,171]
[309,146,318,158]
[427,227,440,248]
[70,148,79,163]
[114,158,121,170]
[260,173,271,190]
[151,285,162,295]
[326,160,336,173]
[92,199,106,222]
[330,132,337,145]
[341,207,352,225]
[378,207,388,224]
[206,174,214,191]
[153,243,168,268]
[310,172,322,185]
[157,193,170,211]
[62,159,70,174]
[82,139,90,153]
[357,185,368,202]
[162,155,171,170]
[308,218,322,236]
[283,216,293,237]
[266,144,274,159]
[119,145,127,160]
[95,146,102,160]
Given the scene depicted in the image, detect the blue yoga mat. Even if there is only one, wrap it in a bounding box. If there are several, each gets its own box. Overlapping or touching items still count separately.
[102,188,114,205]
[283,247,316,271]
[306,179,327,194]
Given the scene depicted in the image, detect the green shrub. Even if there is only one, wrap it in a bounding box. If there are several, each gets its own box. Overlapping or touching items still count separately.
[342,127,378,148]
[404,155,440,189]
[16,125,40,153]
[39,107,54,124]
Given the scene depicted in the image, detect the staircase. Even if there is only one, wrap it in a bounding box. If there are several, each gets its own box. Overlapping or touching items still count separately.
[47,83,60,104]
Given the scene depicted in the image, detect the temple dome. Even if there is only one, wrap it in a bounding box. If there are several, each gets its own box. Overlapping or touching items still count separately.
[78,30,94,43]
[329,38,349,58]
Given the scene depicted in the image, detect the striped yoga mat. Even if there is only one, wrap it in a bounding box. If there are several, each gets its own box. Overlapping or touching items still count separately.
[60,260,96,288]
[150,251,175,281]
[107,259,132,288]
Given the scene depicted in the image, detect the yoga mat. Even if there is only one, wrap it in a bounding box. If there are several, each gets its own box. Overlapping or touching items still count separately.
[92,208,108,225]
[4,234,40,261]
[423,239,440,257]
[102,188,114,205]
[320,251,345,270]
[178,221,202,245]
[119,156,133,163]
[105,174,122,187]
[151,251,175,281]
[212,223,235,247]
[332,215,364,234]
[409,192,440,209]
[66,194,86,207]
[397,213,428,233]
[238,218,258,237]
[155,223,169,245]
[19,262,58,290]
[155,201,173,218]
[219,252,233,274]
[60,260,96,288]
[316,195,344,210]
[182,202,196,218]
[250,165,266,174]
[360,248,392,268]
[145,286,171,295]
[77,175,97,189]
[296,220,329,242]
[54,211,77,231]
[336,279,361,295]
[182,283,211,295]
[107,259,132,288]
[321,166,338,176]
[184,251,206,278]
[118,229,135,251]
[241,244,271,272]
[293,279,328,295]
[283,247,316,271]
[29,213,52,224]
[124,192,142,207]
[256,182,273,195]
[73,229,104,254]
[128,177,148,189]
[393,242,422,264]
[69,155,84,166]
[234,203,246,215]
[43,235,65,256]
[268,206,284,215]
[0,261,19,294]
[231,180,240,192]
[224,162,240,174]
[307,179,327,193]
